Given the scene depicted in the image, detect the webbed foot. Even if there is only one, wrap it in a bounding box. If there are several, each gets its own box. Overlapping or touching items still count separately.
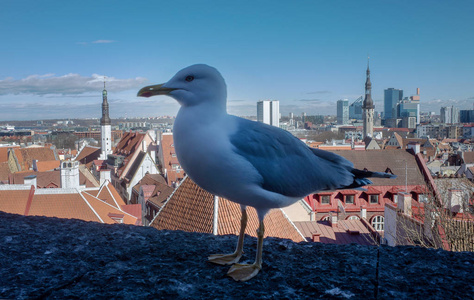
[208,252,242,265]
[227,263,261,281]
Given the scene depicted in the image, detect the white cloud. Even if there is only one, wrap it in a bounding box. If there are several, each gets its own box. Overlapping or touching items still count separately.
[0,74,148,96]
[92,40,116,44]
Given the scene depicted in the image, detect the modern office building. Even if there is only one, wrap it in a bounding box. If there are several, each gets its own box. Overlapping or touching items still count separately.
[398,90,421,127]
[337,99,349,125]
[349,96,363,120]
[257,100,280,127]
[384,88,403,120]
[460,110,474,123]
[440,106,459,124]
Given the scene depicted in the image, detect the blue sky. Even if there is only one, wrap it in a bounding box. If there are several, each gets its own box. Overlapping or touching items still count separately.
[0,0,473,121]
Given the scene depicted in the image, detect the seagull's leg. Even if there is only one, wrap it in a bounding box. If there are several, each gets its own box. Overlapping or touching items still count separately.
[208,206,247,265]
[226,219,265,282]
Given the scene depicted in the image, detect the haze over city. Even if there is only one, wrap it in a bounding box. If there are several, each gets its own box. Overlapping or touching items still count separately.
[1,0,473,120]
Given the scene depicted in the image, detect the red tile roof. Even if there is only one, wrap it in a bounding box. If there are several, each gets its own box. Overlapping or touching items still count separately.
[13,147,58,171]
[0,185,138,225]
[294,219,376,245]
[150,177,305,242]
[0,146,18,163]
[0,162,11,182]
[328,149,426,186]
[75,146,101,165]
[114,132,145,156]
[132,173,174,209]
[30,193,101,221]
[121,204,142,222]
[9,170,96,188]
[160,134,184,185]
[0,189,31,215]
[94,182,126,209]
[35,160,60,172]
[463,152,474,164]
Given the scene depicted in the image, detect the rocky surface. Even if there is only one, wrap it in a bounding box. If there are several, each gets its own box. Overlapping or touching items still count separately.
[0,211,473,299]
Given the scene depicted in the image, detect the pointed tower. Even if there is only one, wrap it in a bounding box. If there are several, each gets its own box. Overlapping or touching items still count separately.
[99,79,112,160]
[362,58,375,138]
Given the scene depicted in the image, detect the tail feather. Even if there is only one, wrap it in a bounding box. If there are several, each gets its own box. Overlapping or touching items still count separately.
[339,168,396,190]
[351,168,397,179]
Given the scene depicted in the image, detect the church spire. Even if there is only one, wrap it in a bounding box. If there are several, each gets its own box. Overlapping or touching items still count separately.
[362,57,375,139]
[100,78,111,125]
[363,56,374,109]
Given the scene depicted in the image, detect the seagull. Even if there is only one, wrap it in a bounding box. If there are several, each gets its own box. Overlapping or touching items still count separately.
[138,64,396,281]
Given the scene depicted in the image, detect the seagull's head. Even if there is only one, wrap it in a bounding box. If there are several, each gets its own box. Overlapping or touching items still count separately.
[137,64,227,109]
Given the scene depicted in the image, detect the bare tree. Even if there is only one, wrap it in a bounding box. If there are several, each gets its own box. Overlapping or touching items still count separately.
[388,178,474,252]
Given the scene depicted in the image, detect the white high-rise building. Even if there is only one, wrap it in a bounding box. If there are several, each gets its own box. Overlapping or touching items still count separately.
[257,100,280,127]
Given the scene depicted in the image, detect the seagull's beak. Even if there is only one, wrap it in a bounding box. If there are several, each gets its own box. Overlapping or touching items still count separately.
[137,84,176,98]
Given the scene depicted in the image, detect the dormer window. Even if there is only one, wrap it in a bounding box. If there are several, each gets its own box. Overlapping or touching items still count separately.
[345,195,355,204]
[110,217,123,224]
[320,195,330,204]
[369,194,379,204]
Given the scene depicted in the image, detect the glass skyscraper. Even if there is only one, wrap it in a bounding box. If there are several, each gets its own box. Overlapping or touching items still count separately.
[384,88,403,119]
[337,99,349,125]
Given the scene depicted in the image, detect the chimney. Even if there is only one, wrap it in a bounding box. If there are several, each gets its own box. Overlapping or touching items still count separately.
[32,160,38,172]
[100,169,111,186]
[24,175,37,188]
[416,88,420,95]
[60,160,80,189]
[312,232,321,242]
[329,211,338,227]
[142,139,147,152]
[447,189,463,213]
[407,142,420,154]
[360,207,367,219]
[397,192,412,216]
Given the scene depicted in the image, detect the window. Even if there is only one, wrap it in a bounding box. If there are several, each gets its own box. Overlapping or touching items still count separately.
[347,215,360,220]
[321,215,330,221]
[371,215,384,231]
[321,195,330,204]
[369,194,379,204]
[345,195,355,204]
[419,194,428,203]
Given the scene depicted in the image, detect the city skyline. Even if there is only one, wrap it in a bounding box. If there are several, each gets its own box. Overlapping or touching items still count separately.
[1,1,473,120]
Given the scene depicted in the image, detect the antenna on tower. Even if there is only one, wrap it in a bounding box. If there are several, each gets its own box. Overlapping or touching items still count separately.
[103,76,107,89]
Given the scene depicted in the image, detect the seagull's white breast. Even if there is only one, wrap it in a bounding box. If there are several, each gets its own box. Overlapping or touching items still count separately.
[173,105,261,200]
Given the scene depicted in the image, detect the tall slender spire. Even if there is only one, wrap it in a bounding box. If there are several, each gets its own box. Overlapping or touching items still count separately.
[101,77,111,125]
[363,56,374,109]
[362,57,374,139]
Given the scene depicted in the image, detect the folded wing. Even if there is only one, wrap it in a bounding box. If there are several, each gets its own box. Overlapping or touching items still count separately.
[229,117,357,197]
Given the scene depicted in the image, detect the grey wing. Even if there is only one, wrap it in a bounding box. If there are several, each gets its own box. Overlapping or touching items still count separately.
[229,117,355,197]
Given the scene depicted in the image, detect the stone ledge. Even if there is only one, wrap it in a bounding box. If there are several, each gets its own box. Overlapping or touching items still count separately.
[0,212,472,299]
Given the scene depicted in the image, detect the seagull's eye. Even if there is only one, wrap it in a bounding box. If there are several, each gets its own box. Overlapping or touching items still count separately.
[185,75,194,82]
